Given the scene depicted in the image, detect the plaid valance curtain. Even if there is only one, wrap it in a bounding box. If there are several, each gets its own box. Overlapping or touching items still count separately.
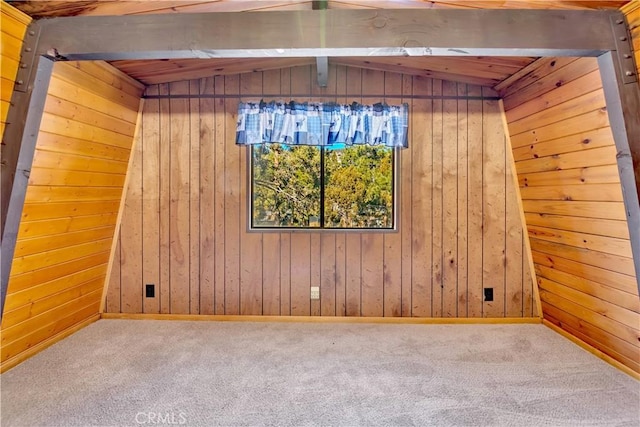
[235,101,409,148]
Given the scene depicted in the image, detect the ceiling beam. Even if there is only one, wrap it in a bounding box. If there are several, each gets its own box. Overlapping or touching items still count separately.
[34,9,617,60]
[0,53,54,319]
[313,0,328,87]
[316,56,328,87]
[311,0,328,10]
[598,49,640,294]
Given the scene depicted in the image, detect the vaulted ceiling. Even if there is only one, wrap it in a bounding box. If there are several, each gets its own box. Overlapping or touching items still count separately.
[8,0,631,88]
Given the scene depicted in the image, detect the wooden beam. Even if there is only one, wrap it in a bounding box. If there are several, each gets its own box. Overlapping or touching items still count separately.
[598,49,640,293]
[313,0,328,87]
[311,0,327,10]
[316,57,328,87]
[0,55,54,320]
[34,9,616,60]
[0,20,41,238]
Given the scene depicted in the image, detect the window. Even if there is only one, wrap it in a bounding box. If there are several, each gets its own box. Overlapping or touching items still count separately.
[251,144,395,229]
[239,100,407,230]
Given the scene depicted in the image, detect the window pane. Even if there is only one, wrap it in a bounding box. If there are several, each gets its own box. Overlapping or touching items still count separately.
[324,146,393,229]
[252,144,321,228]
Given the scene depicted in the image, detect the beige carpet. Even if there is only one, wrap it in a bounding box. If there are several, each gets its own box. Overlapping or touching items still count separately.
[1,320,638,426]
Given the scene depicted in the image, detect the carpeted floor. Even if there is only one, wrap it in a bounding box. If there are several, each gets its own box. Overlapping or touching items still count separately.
[1,320,638,426]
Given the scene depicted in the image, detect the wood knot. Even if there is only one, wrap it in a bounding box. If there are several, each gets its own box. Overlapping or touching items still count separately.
[373,18,387,29]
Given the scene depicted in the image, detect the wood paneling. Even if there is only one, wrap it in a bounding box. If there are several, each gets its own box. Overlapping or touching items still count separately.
[622,1,640,79]
[107,64,535,318]
[0,0,31,137]
[110,57,537,88]
[110,58,316,86]
[333,57,537,88]
[0,61,144,372]
[500,56,640,374]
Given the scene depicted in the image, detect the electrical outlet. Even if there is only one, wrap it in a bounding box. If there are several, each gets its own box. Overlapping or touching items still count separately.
[310,286,320,300]
[483,287,494,302]
[145,284,155,298]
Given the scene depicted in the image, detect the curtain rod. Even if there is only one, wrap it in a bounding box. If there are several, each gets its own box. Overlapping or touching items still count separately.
[142,94,500,101]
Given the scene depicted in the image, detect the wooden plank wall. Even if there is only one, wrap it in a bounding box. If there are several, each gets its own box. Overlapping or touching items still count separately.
[107,65,536,318]
[622,1,640,79]
[0,0,31,137]
[0,61,144,372]
[499,57,640,374]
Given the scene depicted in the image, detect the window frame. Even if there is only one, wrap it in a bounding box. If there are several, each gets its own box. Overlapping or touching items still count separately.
[247,144,400,233]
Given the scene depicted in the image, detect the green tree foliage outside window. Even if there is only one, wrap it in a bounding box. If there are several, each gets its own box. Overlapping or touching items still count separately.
[251,144,394,229]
